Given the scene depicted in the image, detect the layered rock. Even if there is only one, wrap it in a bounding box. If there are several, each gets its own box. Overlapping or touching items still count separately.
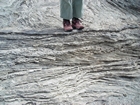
[0,0,140,105]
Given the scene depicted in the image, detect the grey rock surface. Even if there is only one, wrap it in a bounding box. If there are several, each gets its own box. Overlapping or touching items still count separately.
[0,0,140,105]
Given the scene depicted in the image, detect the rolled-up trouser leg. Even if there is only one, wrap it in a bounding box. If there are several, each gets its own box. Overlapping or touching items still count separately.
[60,0,73,19]
[72,0,83,18]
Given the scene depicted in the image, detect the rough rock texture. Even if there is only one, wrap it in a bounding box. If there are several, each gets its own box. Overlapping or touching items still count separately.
[0,0,140,105]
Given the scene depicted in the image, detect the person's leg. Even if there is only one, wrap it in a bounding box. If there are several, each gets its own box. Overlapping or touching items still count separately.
[60,0,73,20]
[72,0,83,18]
[60,0,73,31]
[72,0,84,30]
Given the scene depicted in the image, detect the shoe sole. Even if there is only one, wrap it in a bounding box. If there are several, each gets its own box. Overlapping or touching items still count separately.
[65,29,73,32]
[77,27,84,30]
[72,26,84,30]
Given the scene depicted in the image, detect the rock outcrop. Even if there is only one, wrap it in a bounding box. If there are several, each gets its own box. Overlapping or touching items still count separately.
[0,0,140,105]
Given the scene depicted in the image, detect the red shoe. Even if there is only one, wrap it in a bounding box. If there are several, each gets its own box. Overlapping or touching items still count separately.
[72,18,84,30]
[63,19,73,32]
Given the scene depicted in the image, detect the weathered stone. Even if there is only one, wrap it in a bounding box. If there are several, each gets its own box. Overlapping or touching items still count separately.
[0,0,140,105]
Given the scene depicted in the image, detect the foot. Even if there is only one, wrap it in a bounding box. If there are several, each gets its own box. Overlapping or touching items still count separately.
[63,19,73,32]
[72,18,84,30]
